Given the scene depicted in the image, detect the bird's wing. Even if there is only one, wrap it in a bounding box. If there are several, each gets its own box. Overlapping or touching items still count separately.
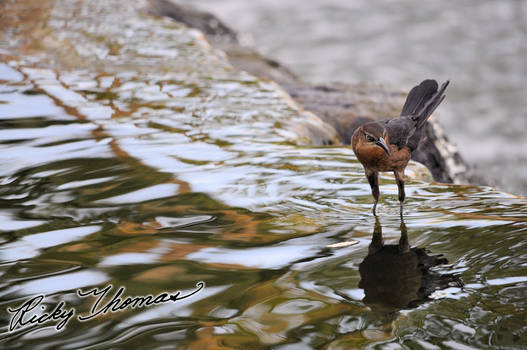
[384,117,415,149]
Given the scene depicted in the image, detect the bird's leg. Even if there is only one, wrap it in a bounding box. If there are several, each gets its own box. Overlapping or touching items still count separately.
[394,169,405,216]
[365,169,379,215]
[368,217,383,255]
[398,217,410,253]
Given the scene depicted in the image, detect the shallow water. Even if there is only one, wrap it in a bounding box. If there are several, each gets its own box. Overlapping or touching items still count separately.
[1,1,526,349]
[186,0,527,195]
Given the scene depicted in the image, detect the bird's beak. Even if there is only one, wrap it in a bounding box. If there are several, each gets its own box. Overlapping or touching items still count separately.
[376,137,391,156]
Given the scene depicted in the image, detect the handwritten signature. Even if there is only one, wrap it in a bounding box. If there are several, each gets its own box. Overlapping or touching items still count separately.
[7,281,205,332]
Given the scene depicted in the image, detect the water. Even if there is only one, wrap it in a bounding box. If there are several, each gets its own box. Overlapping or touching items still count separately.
[184,0,527,195]
[1,0,527,349]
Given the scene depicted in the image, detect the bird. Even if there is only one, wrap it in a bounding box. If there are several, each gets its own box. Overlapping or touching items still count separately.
[351,79,449,215]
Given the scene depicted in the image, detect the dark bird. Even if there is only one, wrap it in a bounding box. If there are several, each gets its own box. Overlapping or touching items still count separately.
[352,79,449,214]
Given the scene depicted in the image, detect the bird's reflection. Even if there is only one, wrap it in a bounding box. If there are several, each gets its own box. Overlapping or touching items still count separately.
[358,218,461,313]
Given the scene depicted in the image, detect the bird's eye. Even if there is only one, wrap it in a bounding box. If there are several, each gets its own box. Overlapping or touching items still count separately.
[366,135,375,142]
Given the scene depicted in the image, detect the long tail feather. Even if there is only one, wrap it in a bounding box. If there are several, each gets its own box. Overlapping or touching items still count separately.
[414,80,449,129]
[401,79,449,130]
[402,80,449,151]
[400,79,439,117]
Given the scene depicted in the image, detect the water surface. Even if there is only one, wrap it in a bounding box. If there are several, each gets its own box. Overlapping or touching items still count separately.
[0,1,526,349]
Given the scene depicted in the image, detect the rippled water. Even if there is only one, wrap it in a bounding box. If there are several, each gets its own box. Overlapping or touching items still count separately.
[185,0,527,195]
[1,0,527,349]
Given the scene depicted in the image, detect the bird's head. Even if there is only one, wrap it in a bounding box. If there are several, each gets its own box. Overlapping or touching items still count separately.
[354,122,391,156]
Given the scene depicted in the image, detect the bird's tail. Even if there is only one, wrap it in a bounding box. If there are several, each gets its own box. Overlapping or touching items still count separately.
[401,79,449,129]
